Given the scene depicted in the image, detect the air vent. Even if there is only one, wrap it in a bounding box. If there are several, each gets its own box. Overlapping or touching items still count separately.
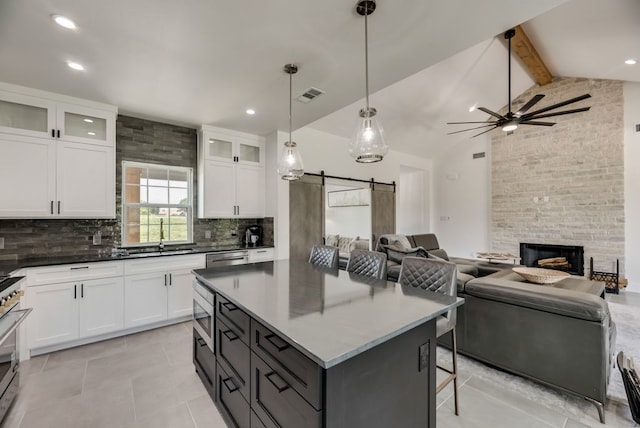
[296,87,325,103]
[473,152,486,159]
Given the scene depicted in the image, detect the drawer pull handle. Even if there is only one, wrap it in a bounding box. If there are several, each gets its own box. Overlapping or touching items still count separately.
[221,301,239,312]
[196,337,207,347]
[265,371,290,393]
[70,266,90,270]
[222,329,239,341]
[264,334,290,352]
[222,377,239,393]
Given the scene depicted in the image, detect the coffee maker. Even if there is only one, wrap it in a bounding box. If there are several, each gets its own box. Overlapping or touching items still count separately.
[244,225,263,247]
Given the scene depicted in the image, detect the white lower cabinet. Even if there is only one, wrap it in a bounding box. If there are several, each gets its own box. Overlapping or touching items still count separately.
[23,254,205,354]
[124,254,205,329]
[27,277,124,349]
[124,272,168,327]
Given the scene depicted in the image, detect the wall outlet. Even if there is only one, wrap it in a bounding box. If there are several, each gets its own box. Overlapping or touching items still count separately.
[533,196,539,203]
[205,230,212,239]
[0,237,4,250]
[92,231,102,245]
[543,196,549,203]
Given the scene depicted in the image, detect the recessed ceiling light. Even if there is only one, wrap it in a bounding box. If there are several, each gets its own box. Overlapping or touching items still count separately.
[52,15,76,30]
[246,109,256,115]
[67,61,85,71]
[625,59,637,65]
[468,104,477,113]
[83,118,94,123]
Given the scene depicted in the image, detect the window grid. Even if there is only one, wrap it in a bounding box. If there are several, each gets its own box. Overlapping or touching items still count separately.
[122,161,193,247]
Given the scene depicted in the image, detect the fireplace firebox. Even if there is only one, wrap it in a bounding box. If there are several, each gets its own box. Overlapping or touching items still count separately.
[520,243,584,276]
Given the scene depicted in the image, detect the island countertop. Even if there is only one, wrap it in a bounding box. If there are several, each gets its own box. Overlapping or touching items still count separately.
[193,260,463,369]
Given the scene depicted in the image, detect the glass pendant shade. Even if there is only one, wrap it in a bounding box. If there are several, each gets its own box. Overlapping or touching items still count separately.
[350,107,387,163]
[277,141,304,180]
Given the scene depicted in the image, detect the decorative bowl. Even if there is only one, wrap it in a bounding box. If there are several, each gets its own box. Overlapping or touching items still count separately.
[512,267,570,285]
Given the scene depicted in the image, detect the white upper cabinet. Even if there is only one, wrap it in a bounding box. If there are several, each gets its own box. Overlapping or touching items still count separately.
[198,125,265,218]
[0,82,117,218]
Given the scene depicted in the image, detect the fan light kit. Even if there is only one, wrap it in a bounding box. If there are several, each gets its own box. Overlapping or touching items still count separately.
[447,28,592,138]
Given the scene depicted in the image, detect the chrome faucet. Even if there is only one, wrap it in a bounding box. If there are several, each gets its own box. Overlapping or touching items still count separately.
[159,218,165,251]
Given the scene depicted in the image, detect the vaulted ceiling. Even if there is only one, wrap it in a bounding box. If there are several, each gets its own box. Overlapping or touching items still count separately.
[0,0,637,159]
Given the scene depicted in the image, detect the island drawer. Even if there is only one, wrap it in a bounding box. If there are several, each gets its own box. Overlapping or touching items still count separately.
[251,353,322,428]
[216,294,250,345]
[216,362,250,428]
[251,320,323,410]
[216,317,250,402]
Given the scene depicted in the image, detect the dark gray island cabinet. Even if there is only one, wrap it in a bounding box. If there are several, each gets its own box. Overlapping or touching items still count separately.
[193,261,462,428]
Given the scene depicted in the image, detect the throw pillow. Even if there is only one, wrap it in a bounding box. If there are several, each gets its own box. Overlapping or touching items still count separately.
[326,234,339,247]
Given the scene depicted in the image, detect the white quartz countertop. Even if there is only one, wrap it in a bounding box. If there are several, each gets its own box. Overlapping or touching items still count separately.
[193,260,463,369]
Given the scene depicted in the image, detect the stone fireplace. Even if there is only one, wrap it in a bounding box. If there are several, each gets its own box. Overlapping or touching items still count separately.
[491,77,625,276]
[520,243,584,276]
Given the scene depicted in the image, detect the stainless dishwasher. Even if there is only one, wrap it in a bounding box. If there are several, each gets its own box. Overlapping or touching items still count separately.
[205,250,249,268]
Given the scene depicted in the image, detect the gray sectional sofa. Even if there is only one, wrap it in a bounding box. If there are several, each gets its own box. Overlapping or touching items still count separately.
[374,233,616,423]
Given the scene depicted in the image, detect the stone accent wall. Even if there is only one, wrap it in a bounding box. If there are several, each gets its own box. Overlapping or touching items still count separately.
[491,77,624,275]
[0,115,272,269]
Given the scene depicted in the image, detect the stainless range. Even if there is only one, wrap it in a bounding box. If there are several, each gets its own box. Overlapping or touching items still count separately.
[0,276,31,422]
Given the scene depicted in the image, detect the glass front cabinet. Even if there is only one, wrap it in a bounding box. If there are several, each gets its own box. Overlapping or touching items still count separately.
[198,125,265,218]
[0,82,117,218]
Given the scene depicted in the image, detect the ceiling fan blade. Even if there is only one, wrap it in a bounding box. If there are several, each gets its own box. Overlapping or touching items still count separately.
[514,94,545,117]
[471,126,499,138]
[521,94,591,119]
[446,121,497,125]
[478,107,505,120]
[520,121,556,126]
[526,107,591,120]
[447,124,497,135]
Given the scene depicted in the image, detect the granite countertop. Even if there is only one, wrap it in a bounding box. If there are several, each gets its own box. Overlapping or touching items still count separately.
[193,260,463,369]
[0,244,273,276]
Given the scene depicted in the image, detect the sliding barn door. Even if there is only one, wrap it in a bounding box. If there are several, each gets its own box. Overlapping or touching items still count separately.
[289,175,324,261]
[371,183,396,244]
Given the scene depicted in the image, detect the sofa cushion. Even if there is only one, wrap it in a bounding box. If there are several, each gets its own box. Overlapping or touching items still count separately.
[456,263,479,277]
[465,271,609,322]
[408,234,440,251]
[457,272,475,293]
[427,248,450,261]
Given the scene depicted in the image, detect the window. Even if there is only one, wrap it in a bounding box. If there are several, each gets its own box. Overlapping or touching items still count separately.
[122,161,193,247]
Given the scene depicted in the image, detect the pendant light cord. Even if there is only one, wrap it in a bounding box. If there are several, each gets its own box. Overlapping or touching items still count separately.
[289,67,293,145]
[507,31,512,114]
[364,2,370,110]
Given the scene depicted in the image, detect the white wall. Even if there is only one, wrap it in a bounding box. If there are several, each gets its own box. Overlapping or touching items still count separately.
[432,135,490,258]
[624,82,640,287]
[397,167,430,234]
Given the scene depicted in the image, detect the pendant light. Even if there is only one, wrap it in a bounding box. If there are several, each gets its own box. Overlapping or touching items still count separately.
[278,63,304,180]
[350,0,388,163]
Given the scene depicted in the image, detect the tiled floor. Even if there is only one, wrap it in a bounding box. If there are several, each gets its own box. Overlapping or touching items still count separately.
[2,303,637,428]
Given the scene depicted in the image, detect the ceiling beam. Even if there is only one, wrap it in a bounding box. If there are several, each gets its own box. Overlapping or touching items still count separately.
[512,25,553,86]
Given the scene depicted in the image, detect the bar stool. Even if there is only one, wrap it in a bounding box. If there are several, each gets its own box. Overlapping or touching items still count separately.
[398,256,459,415]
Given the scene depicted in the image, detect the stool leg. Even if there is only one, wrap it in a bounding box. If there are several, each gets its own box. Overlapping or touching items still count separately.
[452,327,459,416]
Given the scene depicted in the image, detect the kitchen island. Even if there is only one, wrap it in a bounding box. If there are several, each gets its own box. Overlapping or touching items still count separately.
[193,260,463,428]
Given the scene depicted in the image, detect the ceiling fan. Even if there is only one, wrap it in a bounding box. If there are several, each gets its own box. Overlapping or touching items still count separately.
[447,28,591,138]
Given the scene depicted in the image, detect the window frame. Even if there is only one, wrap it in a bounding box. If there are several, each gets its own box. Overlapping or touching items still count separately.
[121,161,194,248]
